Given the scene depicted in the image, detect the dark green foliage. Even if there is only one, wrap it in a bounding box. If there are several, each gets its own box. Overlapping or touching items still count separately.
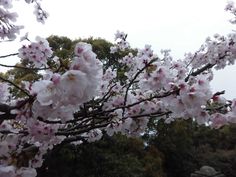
[47,36,73,59]
[145,119,198,177]
[145,119,236,177]
[37,134,165,177]
[193,125,236,177]
[36,119,236,177]
[46,35,136,83]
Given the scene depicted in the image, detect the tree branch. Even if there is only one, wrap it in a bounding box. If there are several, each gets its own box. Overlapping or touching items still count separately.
[0,63,48,70]
[122,59,157,115]
[0,53,18,59]
[0,76,30,97]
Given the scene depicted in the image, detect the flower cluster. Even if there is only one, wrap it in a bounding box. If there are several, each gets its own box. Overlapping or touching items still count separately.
[31,42,102,123]
[0,0,47,40]
[33,2,48,24]
[18,36,53,67]
[185,32,236,70]
[0,0,23,40]
[110,30,130,53]
[1,1,236,177]
[225,1,236,24]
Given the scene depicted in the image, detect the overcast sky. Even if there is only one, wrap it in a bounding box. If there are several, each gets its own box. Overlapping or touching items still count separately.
[1,0,236,99]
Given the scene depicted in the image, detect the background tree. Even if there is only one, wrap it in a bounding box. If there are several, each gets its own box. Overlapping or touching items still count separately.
[37,134,166,177]
[144,118,236,177]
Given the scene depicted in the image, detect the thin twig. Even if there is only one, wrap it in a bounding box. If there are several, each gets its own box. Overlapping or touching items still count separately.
[56,122,110,136]
[122,59,157,115]
[97,83,117,104]
[0,53,18,59]
[127,111,172,120]
[103,89,178,115]
[0,63,48,70]
[0,76,30,97]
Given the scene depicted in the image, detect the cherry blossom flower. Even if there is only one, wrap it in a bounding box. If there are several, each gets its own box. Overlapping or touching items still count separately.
[18,36,53,67]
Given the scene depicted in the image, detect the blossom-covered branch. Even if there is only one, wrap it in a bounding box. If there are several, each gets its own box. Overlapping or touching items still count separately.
[1,1,236,177]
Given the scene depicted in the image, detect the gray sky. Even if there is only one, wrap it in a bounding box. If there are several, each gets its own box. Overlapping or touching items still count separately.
[1,0,236,99]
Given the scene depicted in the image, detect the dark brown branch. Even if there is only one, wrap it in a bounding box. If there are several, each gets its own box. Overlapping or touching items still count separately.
[97,83,117,104]
[0,113,17,123]
[0,63,48,70]
[191,63,215,77]
[0,53,18,58]
[0,76,30,97]
[0,97,34,122]
[128,111,172,120]
[0,103,12,112]
[56,122,109,136]
[0,103,18,123]
[122,59,157,115]
[185,63,215,82]
[37,117,62,124]
[103,89,178,115]
[213,90,225,97]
